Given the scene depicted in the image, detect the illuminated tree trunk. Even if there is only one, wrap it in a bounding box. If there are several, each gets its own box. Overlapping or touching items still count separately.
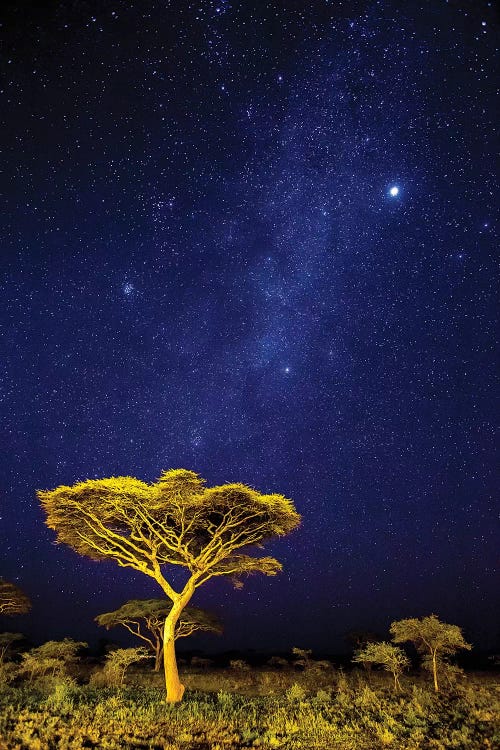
[432,650,439,693]
[163,604,184,702]
[162,582,196,703]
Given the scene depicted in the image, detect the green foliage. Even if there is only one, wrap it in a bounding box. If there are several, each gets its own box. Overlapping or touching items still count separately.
[308,659,333,674]
[315,688,331,701]
[216,689,237,710]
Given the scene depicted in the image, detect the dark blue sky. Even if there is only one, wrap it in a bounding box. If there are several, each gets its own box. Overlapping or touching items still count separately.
[0,0,498,653]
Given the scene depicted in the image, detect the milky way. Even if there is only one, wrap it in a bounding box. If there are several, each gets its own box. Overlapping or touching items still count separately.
[0,0,497,651]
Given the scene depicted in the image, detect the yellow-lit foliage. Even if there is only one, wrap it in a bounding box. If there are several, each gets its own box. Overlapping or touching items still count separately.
[390,614,472,693]
[38,469,300,702]
[38,471,299,584]
[0,579,31,616]
[353,641,410,692]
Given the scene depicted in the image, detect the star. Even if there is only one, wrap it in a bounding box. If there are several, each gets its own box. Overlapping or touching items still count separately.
[0,0,495,658]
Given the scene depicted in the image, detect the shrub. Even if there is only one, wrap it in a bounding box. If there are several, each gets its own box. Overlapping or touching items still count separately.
[0,661,18,686]
[229,659,251,671]
[286,682,306,702]
[291,647,312,669]
[267,656,289,668]
[91,647,150,687]
[43,677,79,711]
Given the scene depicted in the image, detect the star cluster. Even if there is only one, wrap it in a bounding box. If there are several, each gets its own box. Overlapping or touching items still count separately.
[0,0,497,651]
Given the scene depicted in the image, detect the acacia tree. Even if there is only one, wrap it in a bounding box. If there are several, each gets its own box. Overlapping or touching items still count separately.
[0,579,31,616]
[346,630,383,672]
[353,641,410,692]
[20,639,87,682]
[96,599,222,671]
[390,614,471,693]
[38,469,300,702]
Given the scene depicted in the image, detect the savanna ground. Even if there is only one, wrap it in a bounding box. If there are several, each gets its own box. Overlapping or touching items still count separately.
[0,662,498,750]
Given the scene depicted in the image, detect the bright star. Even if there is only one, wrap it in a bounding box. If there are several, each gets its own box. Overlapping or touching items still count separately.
[389,185,399,197]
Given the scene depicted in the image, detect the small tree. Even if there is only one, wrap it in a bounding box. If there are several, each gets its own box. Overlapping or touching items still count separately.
[38,469,300,702]
[96,599,222,671]
[345,631,383,672]
[390,615,471,693]
[0,579,31,616]
[101,646,150,686]
[353,641,409,692]
[20,639,87,682]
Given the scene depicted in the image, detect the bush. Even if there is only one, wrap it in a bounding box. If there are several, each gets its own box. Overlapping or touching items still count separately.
[229,659,251,671]
[0,661,18,686]
[286,682,307,701]
[90,647,150,687]
[43,677,79,712]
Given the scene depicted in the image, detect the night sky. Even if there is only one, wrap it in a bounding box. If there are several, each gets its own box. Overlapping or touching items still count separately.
[1,0,498,654]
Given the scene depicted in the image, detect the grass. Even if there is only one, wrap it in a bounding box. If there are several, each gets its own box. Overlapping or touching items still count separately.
[0,667,498,749]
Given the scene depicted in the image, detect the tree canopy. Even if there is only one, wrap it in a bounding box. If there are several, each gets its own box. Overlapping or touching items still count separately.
[96,598,222,640]
[96,598,222,670]
[38,470,299,594]
[38,469,300,701]
[0,579,31,616]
